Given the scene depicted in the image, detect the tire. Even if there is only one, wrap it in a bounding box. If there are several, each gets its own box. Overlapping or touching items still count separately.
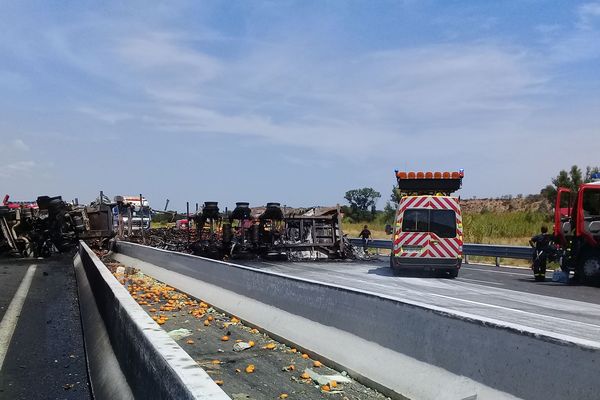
[389,255,400,275]
[581,256,600,283]
[448,269,459,279]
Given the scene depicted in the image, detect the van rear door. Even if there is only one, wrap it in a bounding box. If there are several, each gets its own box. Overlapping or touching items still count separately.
[427,209,460,259]
[397,208,430,256]
[394,196,461,260]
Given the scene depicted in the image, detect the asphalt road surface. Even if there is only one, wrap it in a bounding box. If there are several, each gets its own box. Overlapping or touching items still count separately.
[231,257,600,344]
[0,254,91,400]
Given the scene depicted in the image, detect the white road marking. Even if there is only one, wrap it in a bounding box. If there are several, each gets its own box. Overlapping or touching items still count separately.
[425,291,600,329]
[466,266,553,277]
[259,261,288,269]
[0,264,37,371]
[238,261,600,330]
[459,278,504,286]
[464,267,534,277]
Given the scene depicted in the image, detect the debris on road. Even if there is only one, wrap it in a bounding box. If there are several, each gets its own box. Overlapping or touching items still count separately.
[123,202,367,262]
[104,255,389,400]
[233,342,252,352]
[167,328,193,340]
[0,194,116,258]
[304,368,352,386]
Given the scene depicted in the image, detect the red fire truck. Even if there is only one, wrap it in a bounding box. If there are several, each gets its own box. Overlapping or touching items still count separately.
[553,175,600,281]
[390,170,464,277]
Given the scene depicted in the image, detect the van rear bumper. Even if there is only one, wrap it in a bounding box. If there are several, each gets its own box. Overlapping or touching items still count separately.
[391,256,461,270]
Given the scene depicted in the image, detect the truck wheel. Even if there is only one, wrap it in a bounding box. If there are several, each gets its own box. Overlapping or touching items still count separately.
[448,269,459,279]
[389,254,399,275]
[582,256,600,280]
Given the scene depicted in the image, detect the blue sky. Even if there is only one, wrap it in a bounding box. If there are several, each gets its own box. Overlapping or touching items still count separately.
[1,1,599,211]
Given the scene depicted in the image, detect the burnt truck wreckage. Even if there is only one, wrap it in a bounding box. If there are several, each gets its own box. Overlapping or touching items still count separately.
[126,202,359,261]
[0,194,115,257]
[1,192,362,262]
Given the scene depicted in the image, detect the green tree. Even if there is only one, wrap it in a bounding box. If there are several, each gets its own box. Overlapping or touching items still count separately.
[569,165,583,188]
[541,165,599,203]
[381,185,400,223]
[344,188,381,211]
[344,187,381,221]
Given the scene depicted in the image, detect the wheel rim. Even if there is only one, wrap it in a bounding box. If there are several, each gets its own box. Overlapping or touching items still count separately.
[582,258,600,277]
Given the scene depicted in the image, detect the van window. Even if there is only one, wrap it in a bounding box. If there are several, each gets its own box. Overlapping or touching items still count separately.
[402,209,429,233]
[430,210,456,238]
[402,209,456,238]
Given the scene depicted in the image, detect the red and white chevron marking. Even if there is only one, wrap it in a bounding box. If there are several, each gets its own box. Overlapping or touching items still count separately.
[392,196,463,259]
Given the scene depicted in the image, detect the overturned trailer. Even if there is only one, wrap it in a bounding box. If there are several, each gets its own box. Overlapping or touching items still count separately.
[185,202,349,261]
[0,195,87,257]
[190,201,225,259]
[0,194,116,257]
[273,205,347,260]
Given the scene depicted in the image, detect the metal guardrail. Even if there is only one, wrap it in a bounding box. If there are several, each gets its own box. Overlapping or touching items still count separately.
[348,238,533,267]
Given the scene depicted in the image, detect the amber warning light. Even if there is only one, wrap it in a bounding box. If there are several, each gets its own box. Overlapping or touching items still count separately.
[395,170,464,179]
[394,170,464,194]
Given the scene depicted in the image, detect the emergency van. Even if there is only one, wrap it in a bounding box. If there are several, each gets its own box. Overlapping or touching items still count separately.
[390,170,464,277]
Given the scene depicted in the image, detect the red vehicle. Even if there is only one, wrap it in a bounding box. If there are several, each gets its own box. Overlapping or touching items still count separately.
[2,195,38,209]
[554,176,600,281]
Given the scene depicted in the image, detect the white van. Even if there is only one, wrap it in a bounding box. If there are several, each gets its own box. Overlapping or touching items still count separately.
[390,171,464,277]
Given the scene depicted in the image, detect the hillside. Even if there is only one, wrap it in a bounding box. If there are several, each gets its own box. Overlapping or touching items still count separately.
[460,195,551,214]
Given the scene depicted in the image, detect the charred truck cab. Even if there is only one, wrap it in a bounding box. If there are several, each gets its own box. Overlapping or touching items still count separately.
[390,170,464,278]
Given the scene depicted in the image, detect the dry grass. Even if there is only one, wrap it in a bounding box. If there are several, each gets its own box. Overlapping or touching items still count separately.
[342,211,550,246]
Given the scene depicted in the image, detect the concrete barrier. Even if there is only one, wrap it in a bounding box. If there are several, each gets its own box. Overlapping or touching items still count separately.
[114,241,600,400]
[74,251,134,400]
[76,241,230,400]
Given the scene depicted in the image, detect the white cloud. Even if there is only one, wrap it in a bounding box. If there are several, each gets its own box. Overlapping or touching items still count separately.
[77,106,132,124]
[0,2,598,199]
[122,39,547,161]
[12,139,29,151]
[15,8,581,161]
[0,139,30,155]
[0,160,36,178]
[545,2,600,63]
[578,2,600,27]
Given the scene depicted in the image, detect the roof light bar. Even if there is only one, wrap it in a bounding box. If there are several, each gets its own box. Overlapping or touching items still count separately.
[395,170,464,179]
[394,170,464,194]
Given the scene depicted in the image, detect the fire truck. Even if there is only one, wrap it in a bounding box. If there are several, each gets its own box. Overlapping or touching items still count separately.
[553,174,600,281]
[390,170,464,277]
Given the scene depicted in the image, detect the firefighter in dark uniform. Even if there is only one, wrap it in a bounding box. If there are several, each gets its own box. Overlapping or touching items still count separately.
[529,226,553,281]
[359,225,372,254]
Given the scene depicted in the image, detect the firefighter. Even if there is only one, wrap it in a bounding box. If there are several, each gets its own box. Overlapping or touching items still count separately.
[359,225,372,254]
[529,226,553,281]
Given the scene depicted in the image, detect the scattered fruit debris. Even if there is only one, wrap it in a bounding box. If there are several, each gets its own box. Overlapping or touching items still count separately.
[104,256,389,400]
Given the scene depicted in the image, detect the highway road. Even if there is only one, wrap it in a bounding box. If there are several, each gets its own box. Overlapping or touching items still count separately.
[231,257,600,345]
[0,254,91,399]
